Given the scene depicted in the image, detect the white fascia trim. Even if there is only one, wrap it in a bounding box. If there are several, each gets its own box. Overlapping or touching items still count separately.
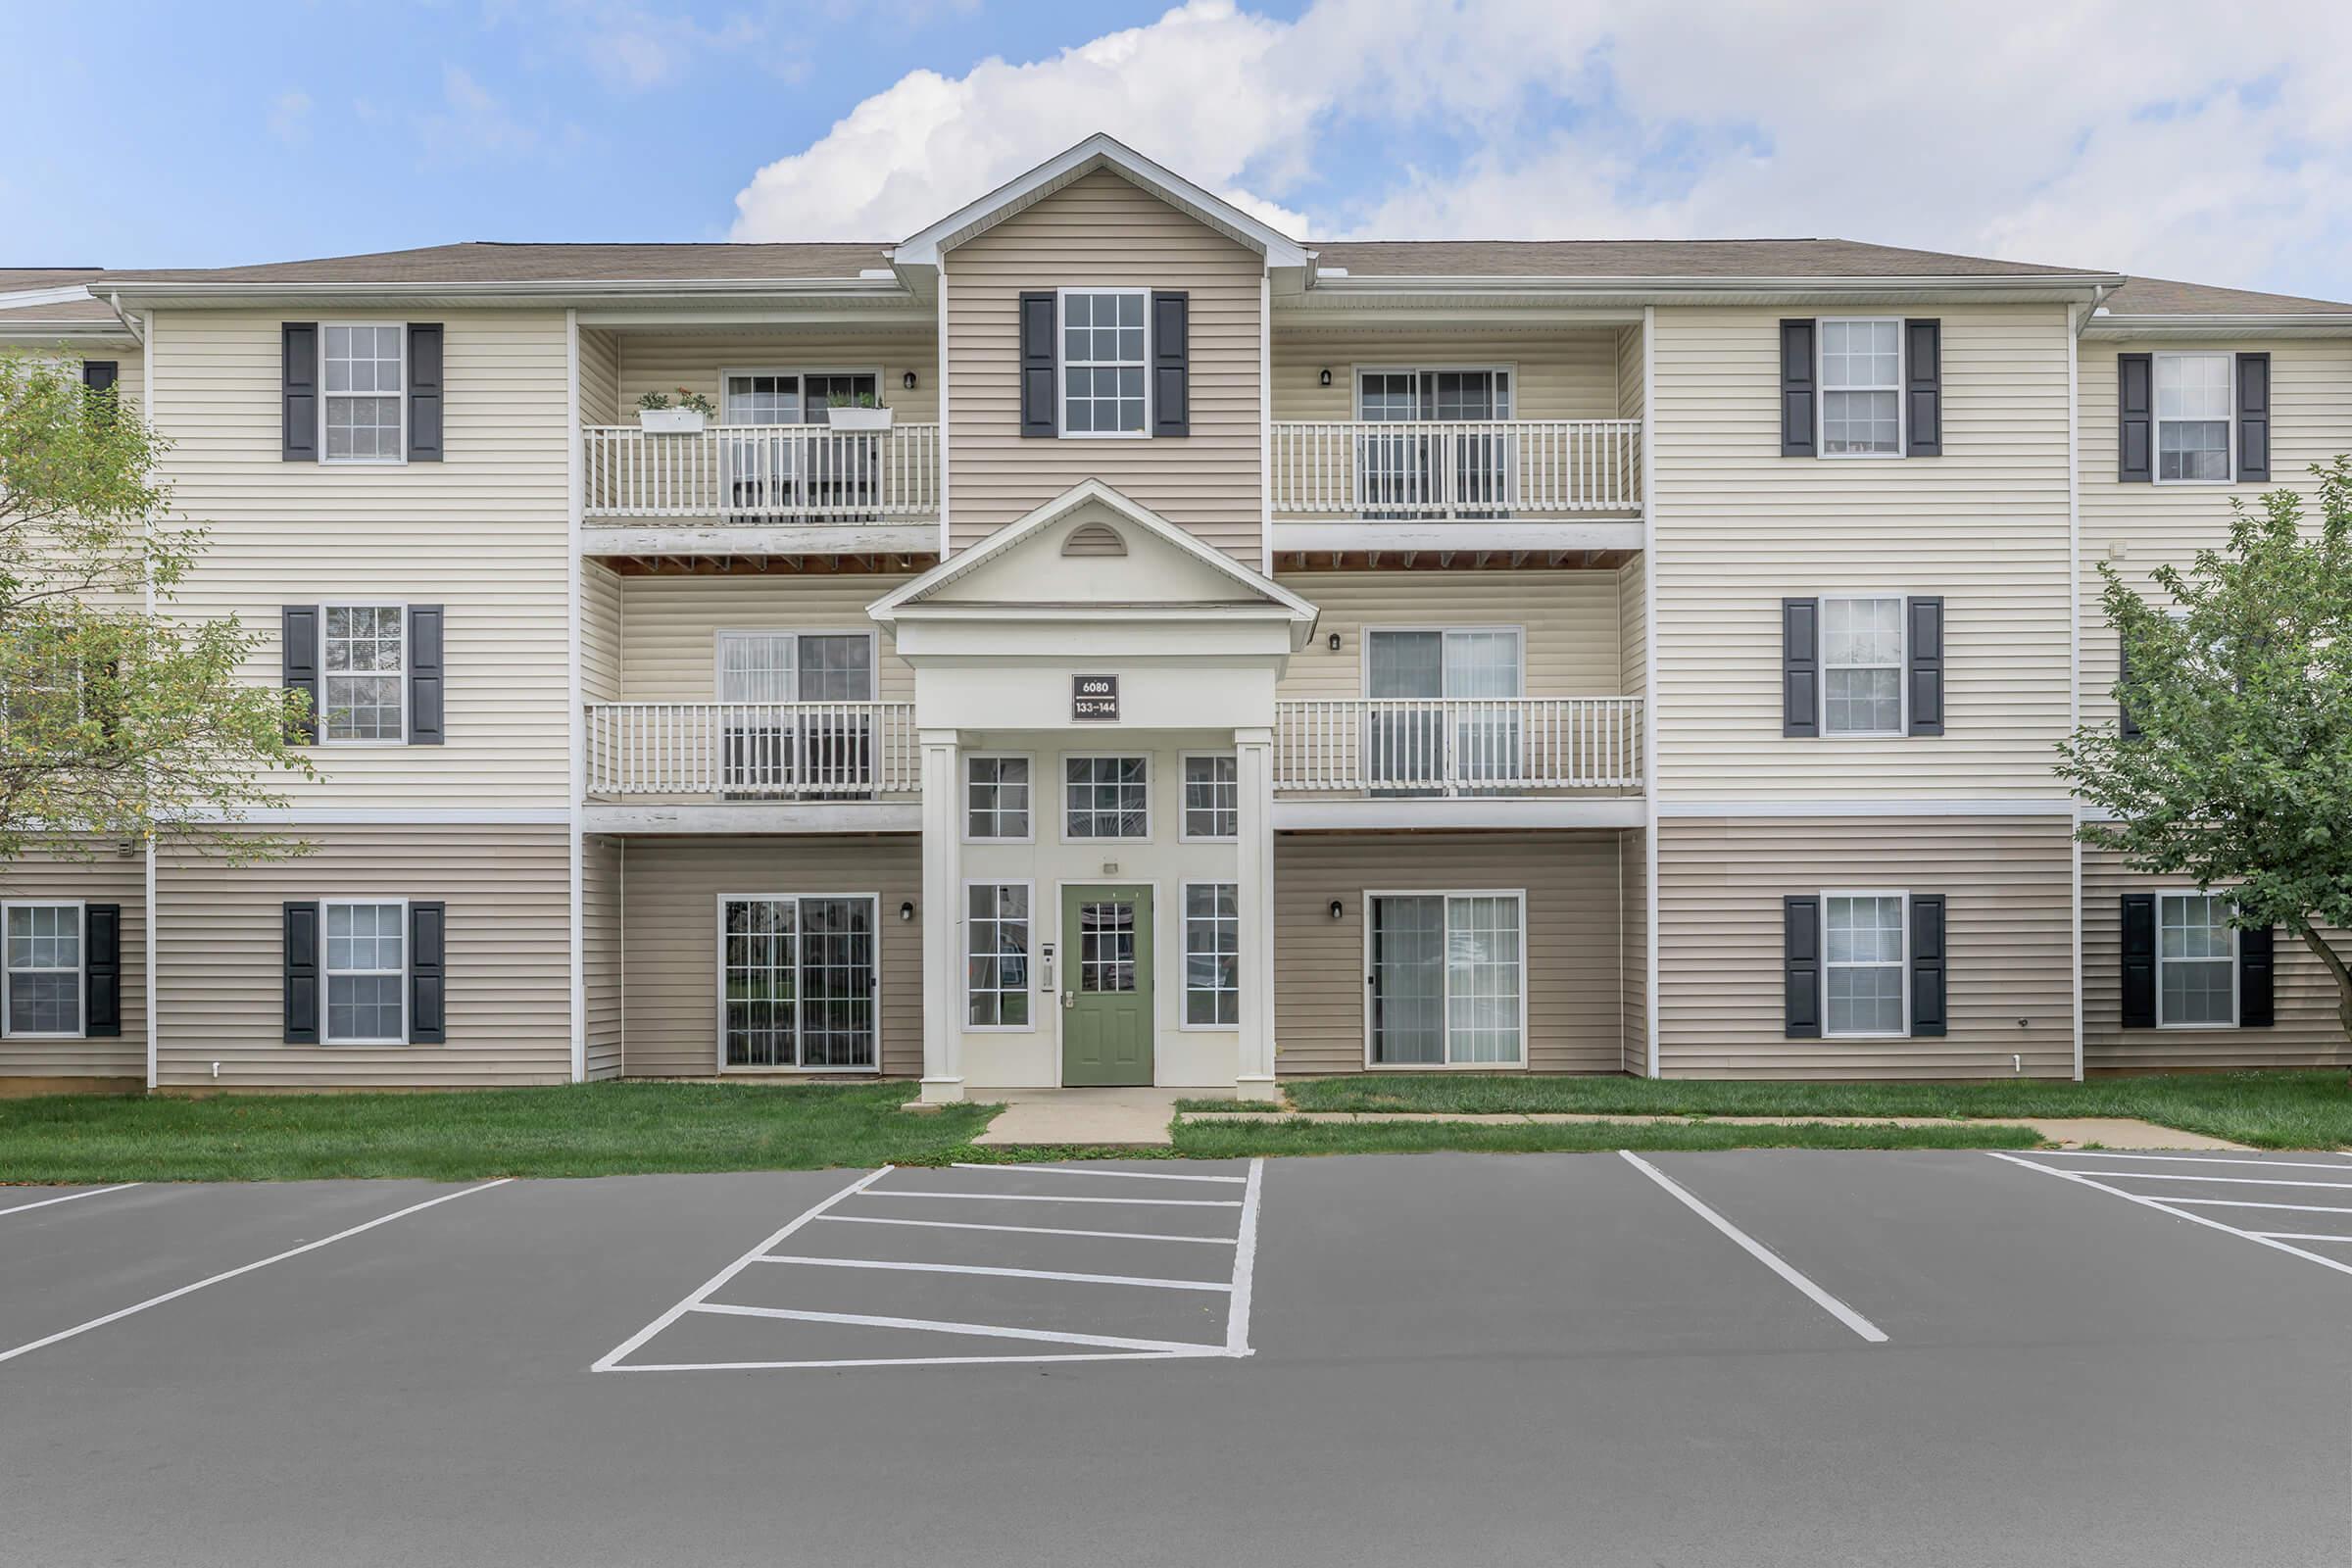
[0,321,139,345]
[195,808,576,825]
[97,278,912,308]
[1655,798,2079,819]
[0,284,100,310]
[1273,797,1644,832]
[2084,313,2352,337]
[583,803,922,835]
[1304,272,2124,300]
[1270,521,1642,555]
[581,524,938,559]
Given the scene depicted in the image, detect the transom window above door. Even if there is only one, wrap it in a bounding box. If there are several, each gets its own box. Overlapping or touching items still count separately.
[721,370,879,425]
[1059,290,1148,436]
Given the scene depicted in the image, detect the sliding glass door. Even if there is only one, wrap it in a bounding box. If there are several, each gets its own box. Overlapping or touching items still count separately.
[1356,368,1514,517]
[715,631,876,797]
[1368,893,1525,1066]
[1364,628,1523,794]
[721,369,881,517]
[720,895,878,1069]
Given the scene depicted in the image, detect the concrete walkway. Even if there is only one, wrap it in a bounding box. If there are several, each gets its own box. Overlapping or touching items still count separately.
[970,1087,1194,1147]
[1176,1109,2252,1151]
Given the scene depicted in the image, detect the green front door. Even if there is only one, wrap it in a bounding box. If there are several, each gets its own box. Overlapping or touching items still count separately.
[1060,884,1152,1087]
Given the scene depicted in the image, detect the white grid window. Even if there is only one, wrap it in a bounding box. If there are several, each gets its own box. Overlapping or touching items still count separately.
[322,325,405,463]
[1060,290,1147,436]
[1368,893,1524,1066]
[1182,755,1238,840]
[324,901,406,1044]
[3,903,81,1038]
[2156,354,2232,483]
[1184,883,1240,1027]
[2158,892,2236,1026]
[1825,895,1906,1038]
[1821,596,1904,736]
[965,756,1031,842]
[720,896,877,1068]
[322,605,406,743]
[965,883,1031,1028]
[1064,756,1148,840]
[1820,318,1901,456]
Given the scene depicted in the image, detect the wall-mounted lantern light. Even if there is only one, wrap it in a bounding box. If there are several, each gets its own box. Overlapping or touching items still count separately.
[902,370,918,391]
[1328,900,1344,921]
[1327,631,1342,652]
[1318,368,1332,387]
[899,901,915,922]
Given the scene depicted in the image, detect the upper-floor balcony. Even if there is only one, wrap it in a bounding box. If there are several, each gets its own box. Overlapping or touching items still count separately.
[1268,419,1642,518]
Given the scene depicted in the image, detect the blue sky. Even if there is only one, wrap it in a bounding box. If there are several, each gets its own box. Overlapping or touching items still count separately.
[5,1,2347,301]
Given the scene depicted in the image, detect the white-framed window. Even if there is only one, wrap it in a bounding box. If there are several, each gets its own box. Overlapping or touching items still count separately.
[1819,595,1906,737]
[1180,753,1238,842]
[1819,318,1902,457]
[1062,755,1150,841]
[320,604,407,744]
[2,900,82,1039]
[323,899,407,1045]
[1183,882,1240,1028]
[719,368,882,427]
[964,881,1032,1030]
[321,324,406,464]
[1823,892,1907,1039]
[2154,353,2232,484]
[2157,891,2237,1027]
[717,894,879,1070]
[963,754,1033,843]
[1058,288,1149,437]
[1366,891,1525,1066]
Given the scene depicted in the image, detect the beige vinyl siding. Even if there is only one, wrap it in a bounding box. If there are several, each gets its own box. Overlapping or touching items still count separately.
[2078,338,2352,733]
[1620,826,1647,1074]
[0,847,146,1082]
[617,571,915,703]
[619,835,920,1078]
[150,308,572,808]
[1615,323,1642,420]
[946,170,1263,561]
[1269,329,1626,422]
[1272,569,1626,700]
[584,833,623,1080]
[578,326,620,425]
[1616,554,1646,696]
[1649,304,2075,800]
[582,561,624,704]
[1274,831,1623,1075]
[1655,815,2075,1079]
[2082,853,2350,1072]
[612,332,938,426]
[155,826,570,1088]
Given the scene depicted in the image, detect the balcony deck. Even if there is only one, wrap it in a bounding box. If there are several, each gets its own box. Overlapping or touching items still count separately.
[581,422,941,559]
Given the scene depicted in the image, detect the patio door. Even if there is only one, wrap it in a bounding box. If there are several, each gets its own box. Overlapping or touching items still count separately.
[719,895,879,1069]
[715,631,876,797]
[1367,893,1524,1066]
[1356,368,1513,517]
[720,370,880,518]
[1365,628,1523,794]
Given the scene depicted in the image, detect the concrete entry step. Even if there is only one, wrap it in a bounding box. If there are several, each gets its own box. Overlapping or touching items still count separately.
[971,1088,1192,1148]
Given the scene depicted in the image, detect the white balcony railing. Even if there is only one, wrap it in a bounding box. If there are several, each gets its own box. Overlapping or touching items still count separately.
[1275,697,1643,793]
[585,703,918,799]
[1269,419,1642,516]
[582,423,941,522]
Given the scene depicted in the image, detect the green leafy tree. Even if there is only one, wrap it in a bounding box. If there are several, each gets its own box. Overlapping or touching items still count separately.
[2058,457,2352,1043]
[0,350,311,862]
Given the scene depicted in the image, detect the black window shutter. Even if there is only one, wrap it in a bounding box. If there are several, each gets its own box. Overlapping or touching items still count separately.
[1782,598,1820,738]
[281,605,319,743]
[2239,924,2276,1028]
[284,901,320,1044]
[407,323,444,462]
[2234,352,2270,483]
[282,322,318,462]
[409,902,447,1044]
[2117,639,2141,740]
[1018,291,1057,437]
[84,904,122,1038]
[1780,319,1816,457]
[1151,290,1189,437]
[1785,895,1822,1039]
[1909,894,1947,1037]
[1903,319,1941,456]
[2120,893,2157,1028]
[2117,353,2152,483]
[407,605,445,745]
[1907,596,1944,737]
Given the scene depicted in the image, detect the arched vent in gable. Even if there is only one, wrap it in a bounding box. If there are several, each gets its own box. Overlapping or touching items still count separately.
[1061,521,1128,558]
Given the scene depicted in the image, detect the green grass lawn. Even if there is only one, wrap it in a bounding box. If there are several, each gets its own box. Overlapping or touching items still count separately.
[1276,1071,2352,1150]
[1169,1117,2044,1158]
[0,1083,998,1184]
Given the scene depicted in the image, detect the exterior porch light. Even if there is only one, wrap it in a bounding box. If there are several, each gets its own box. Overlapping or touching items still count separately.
[1327,631,1341,652]
[1318,368,1332,387]
[1329,900,1344,921]
[899,901,915,922]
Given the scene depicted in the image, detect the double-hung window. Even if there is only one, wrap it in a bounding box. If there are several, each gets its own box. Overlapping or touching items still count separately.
[321,325,405,463]
[1059,289,1148,436]
[964,755,1032,842]
[1183,883,1240,1027]
[965,882,1032,1029]
[321,604,407,743]
[3,901,82,1038]
[2157,892,2236,1026]
[2154,354,2232,483]
[1819,319,1901,457]
[719,895,879,1069]
[1063,756,1149,840]
[323,899,407,1045]
[1367,892,1524,1066]
[1820,597,1905,736]
[1823,893,1906,1038]
[1181,754,1238,841]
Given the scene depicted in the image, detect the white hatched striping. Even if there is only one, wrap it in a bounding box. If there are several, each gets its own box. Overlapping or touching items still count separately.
[2036,1152,2352,1174]
[1986,1152,2352,1280]
[814,1213,1238,1246]
[950,1161,1247,1185]
[753,1253,1233,1292]
[689,1300,1220,1354]
[857,1189,1242,1207]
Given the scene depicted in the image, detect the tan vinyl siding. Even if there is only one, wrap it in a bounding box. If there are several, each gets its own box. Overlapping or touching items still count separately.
[1616,554,1646,697]
[617,572,914,703]
[619,835,920,1078]
[578,326,620,425]
[151,308,572,808]
[1273,569,1626,700]
[1621,826,1647,1074]
[2082,853,2350,1072]
[1615,323,1642,420]
[582,561,624,703]
[2078,338,2352,732]
[1656,816,2075,1079]
[946,170,1263,561]
[0,847,146,1081]
[1269,329,1625,422]
[584,833,623,1079]
[155,826,571,1088]
[1649,304,2075,800]
[612,332,938,424]
[1274,831,1623,1075]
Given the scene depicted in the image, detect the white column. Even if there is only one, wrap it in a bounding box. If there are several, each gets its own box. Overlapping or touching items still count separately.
[1234,727,1279,1099]
[918,728,964,1102]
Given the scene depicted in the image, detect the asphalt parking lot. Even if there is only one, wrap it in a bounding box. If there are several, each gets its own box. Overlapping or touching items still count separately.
[4,1148,2348,1566]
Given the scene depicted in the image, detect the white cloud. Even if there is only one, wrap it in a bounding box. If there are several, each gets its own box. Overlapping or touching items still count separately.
[726,0,2352,299]
[266,90,312,146]
[416,65,552,165]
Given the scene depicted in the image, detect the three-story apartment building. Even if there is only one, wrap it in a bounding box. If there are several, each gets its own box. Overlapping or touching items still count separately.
[4,134,2346,1096]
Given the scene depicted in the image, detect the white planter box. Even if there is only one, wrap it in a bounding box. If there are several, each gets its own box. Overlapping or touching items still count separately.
[825,407,893,432]
[637,408,706,434]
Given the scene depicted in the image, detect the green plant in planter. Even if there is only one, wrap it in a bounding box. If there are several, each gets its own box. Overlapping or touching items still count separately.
[827,391,886,410]
[637,387,716,416]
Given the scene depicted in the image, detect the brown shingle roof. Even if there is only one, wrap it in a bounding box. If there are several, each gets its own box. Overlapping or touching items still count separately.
[98,241,894,285]
[2100,274,2352,316]
[1310,238,2102,278]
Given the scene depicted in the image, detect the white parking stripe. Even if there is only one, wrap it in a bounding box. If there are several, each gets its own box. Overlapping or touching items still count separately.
[2038,1152,2352,1173]
[0,1183,142,1219]
[858,1190,1242,1207]
[0,1180,512,1369]
[755,1254,1233,1292]
[606,1349,1222,1373]
[2151,1197,2352,1215]
[951,1162,1247,1185]
[2250,1232,2352,1245]
[1987,1152,2352,1280]
[2061,1171,2352,1192]
[814,1214,1237,1246]
[689,1300,1218,1354]
[1619,1152,1887,1344]
[1225,1158,1265,1356]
